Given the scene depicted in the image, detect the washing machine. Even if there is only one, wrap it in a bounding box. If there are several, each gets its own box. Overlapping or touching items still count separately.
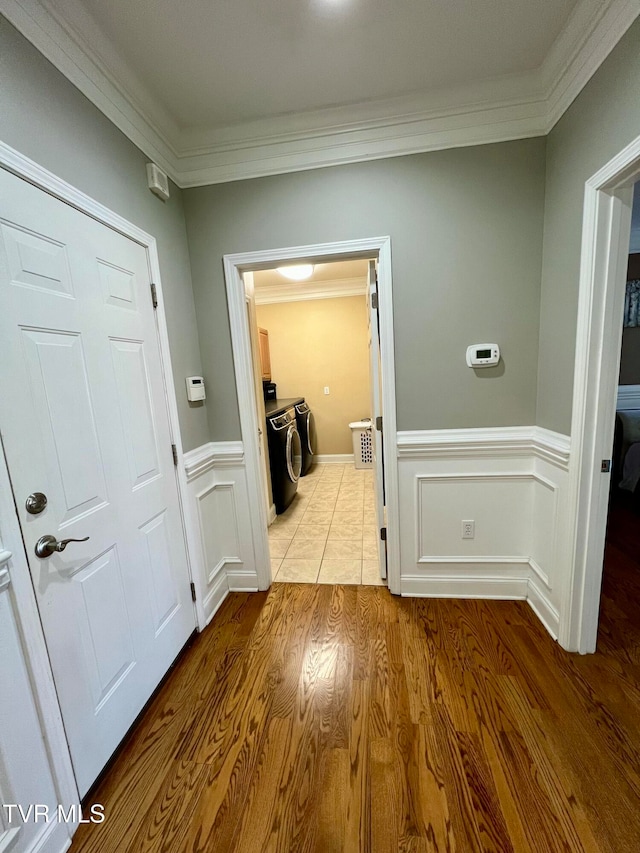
[266,407,302,513]
[295,401,317,475]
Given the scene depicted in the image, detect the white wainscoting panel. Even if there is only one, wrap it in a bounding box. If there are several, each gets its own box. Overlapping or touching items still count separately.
[183,442,258,627]
[397,426,570,639]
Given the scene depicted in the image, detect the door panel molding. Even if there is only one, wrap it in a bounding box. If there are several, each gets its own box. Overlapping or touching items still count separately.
[0,141,199,812]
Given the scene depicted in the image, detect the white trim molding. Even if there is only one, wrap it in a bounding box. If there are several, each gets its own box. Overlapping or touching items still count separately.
[564,131,640,653]
[183,440,258,625]
[397,426,570,469]
[0,139,203,845]
[0,440,79,853]
[314,453,355,465]
[1,136,201,635]
[617,384,640,410]
[2,0,638,185]
[223,236,401,594]
[397,425,569,640]
[254,277,367,305]
[184,441,244,481]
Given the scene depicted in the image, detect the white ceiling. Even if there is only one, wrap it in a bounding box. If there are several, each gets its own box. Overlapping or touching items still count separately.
[68,0,577,129]
[255,261,368,288]
[4,0,638,184]
[253,260,368,304]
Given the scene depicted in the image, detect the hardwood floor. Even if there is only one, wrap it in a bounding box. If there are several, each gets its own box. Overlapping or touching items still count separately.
[72,534,640,852]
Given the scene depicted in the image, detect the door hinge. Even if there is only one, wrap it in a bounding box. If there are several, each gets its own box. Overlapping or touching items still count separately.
[380,527,387,541]
[171,443,178,466]
[601,459,612,473]
[150,282,158,309]
[375,416,383,432]
[190,582,197,602]
[371,291,379,310]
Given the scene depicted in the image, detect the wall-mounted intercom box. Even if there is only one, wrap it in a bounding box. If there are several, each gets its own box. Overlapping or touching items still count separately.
[186,376,206,401]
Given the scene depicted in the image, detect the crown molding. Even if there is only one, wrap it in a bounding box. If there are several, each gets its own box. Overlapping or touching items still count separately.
[254,277,367,305]
[1,0,638,187]
[0,0,181,180]
[542,0,640,130]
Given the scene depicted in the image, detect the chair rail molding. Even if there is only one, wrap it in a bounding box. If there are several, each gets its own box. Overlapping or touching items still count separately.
[184,441,244,481]
[396,425,569,641]
[616,384,640,410]
[397,426,570,468]
[2,0,638,185]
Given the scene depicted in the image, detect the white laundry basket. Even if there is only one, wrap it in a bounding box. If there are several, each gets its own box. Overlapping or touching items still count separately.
[349,419,373,469]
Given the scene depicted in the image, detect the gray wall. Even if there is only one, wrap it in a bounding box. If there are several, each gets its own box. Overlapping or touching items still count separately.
[537,18,640,434]
[0,16,209,452]
[184,139,546,441]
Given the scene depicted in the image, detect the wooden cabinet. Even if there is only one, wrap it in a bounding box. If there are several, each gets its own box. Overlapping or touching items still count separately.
[258,327,271,381]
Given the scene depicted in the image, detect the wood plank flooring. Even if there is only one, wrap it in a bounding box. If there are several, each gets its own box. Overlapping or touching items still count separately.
[71,511,640,852]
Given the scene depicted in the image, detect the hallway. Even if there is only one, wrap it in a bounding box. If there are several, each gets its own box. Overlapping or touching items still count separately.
[72,579,640,852]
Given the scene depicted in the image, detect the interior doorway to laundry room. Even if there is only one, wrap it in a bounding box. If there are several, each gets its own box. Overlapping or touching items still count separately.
[244,257,386,587]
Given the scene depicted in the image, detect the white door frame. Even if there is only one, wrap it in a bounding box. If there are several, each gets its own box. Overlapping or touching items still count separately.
[223,237,401,594]
[563,132,640,653]
[0,140,200,796]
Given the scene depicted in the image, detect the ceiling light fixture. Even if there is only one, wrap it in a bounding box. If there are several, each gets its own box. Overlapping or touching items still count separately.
[277,264,314,281]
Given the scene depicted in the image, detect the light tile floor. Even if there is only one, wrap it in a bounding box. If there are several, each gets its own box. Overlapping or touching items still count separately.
[269,464,386,586]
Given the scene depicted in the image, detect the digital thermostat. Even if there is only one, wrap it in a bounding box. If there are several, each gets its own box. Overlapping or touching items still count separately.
[466,343,500,368]
[186,376,206,401]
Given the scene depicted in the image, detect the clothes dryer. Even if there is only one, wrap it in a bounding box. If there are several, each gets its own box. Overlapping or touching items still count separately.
[266,407,302,513]
[295,401,317,475]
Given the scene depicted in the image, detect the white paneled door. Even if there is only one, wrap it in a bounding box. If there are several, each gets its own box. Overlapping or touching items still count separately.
[0,169,195,797]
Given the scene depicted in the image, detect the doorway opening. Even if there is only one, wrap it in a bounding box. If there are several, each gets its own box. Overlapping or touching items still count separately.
[592,182,640,655]
[223,238,400,595]
[247,258,383,586]
[565,135,640,653]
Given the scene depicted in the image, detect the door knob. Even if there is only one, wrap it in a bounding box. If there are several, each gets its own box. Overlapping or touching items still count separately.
[25,492,48,515]
[35,535,90,558]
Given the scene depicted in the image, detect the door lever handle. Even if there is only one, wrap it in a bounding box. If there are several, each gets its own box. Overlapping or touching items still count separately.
[35,534,90,558]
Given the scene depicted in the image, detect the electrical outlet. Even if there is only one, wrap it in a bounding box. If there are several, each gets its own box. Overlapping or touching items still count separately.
[324,386,330,395]
[462,520,475,539]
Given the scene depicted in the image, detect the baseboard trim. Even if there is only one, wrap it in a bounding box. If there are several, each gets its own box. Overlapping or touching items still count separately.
[401,573,529,599]
[527,577,560,639]
[529,557,551,590]
[202,570,229,626]
[226,569,259,592]
[315,454,355,465]
[400,560,559,637]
